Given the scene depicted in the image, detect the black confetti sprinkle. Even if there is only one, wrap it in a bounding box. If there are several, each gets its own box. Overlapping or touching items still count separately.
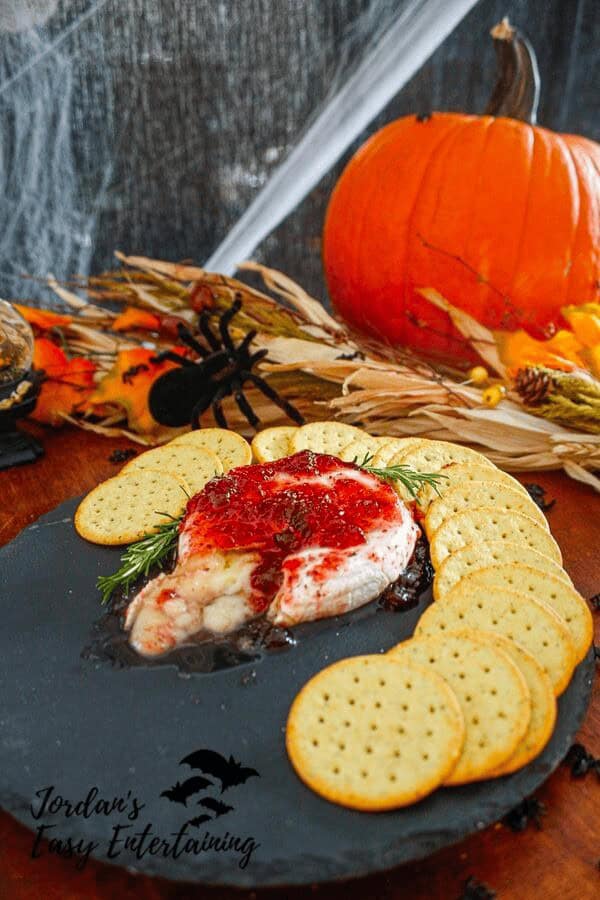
[334,350,365,361]
[563,743,600,779]
[503,795,546,832]
[458,876,496,899]
[121,363,149,384]
[523,483,556,512]
[108,448,137,464]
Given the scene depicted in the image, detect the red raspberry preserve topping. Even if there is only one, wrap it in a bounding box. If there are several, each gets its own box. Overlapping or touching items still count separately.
[181,450,405,611]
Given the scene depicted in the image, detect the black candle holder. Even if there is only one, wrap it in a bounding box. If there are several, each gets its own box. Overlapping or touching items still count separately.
[0,369,44,469]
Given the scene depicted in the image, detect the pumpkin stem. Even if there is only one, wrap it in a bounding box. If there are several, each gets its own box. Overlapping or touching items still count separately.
[484,18,540,124]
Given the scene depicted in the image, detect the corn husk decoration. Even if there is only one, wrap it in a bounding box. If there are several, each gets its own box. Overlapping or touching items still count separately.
[18,254,600,492]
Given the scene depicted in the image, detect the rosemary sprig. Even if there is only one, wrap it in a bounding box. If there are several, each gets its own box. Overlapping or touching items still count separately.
[356,452,447,501]
[97,514,181,604]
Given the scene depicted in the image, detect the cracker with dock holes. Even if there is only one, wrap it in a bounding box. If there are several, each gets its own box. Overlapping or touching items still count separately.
[286,655,465,811]
[424,481,549,536]
[122,443,223,495]
[481,633,557,776]
[368,437,425,467]
[417,462,531,510]
[369,438,439,502]
[388,632,530,785]
[171,427,251,471]
[445,564,593,664]
[251,425,298,463]
[75,470,188,545]
[337,435,387,463]
[290,421,366,457]
[415,587,576,696]
[390,440,495,475]
[428,508,562,570]
[433,540,572,600]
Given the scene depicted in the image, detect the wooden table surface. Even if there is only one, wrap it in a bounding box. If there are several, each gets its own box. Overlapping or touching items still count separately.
[0,424,598,900]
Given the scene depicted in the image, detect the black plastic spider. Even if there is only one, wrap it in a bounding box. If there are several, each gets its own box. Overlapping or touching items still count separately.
[148,297,305,430]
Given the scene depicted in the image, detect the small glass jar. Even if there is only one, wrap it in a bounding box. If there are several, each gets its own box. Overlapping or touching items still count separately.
[0,302,43,465]
[0,301,37,418]
[0,300,34,390]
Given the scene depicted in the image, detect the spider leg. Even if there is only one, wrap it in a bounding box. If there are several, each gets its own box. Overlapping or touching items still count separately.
[189,395,212,430]
[234,331,264,369]
[244,372,305,425]
[151,350,194,366]
[248,348,269,366]
[218,298,243,351]
[198,311,222,351]
[176,323,211,358]
[236,329,257,356]
[230,375,260,429]
[195,349,231,378]
[210,383,232,429]
[189,381,230,430]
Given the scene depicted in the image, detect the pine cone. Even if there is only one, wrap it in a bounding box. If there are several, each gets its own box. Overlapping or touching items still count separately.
[514,366,552,405]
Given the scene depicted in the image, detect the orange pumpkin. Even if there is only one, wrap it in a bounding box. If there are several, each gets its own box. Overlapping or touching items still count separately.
[323,20,600,364]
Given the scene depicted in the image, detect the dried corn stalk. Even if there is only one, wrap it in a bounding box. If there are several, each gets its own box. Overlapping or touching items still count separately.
[36,253,600,493]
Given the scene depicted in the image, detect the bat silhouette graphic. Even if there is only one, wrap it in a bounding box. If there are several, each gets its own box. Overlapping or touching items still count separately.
[197,796,234,817]
[160,776,213,806]
[180,749,259,793]
[186,813,212,829]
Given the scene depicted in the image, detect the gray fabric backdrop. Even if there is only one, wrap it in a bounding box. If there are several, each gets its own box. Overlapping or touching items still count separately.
[1,0,598,307]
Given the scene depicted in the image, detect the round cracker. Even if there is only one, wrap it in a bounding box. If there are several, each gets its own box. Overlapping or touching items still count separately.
[75,470,188,546]
[418,462,531,510]
[445,564,593,664]
[127,466,191,497]
[338,435,385,463]
[433,540,572,600]
[480,633,557,776]
[424,481,549,536]
[415,587,576,696]
[171,428,251,471]
[388,632,530,785]
[391,440,495,475]
[286,655,464,811]
[370,439,442,502]
[428,507,562,569]
[370,437,426,467]
[290,421,366,457]
[251,425,298,463]
[122,444,223,495]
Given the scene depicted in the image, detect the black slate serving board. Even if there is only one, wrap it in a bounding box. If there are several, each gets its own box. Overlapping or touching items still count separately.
[0,498,593,887]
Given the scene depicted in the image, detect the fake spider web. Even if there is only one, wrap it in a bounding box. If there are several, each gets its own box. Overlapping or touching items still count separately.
[0,0,596,310]
[0,0,114,305]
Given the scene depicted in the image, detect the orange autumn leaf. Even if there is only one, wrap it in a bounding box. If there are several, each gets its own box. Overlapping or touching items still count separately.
[496,328,585,376]
[111,306,161,332]
[87,347,183,434]
[31,338,96,426]
[14,303,73,331]
[33,336,69,372]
